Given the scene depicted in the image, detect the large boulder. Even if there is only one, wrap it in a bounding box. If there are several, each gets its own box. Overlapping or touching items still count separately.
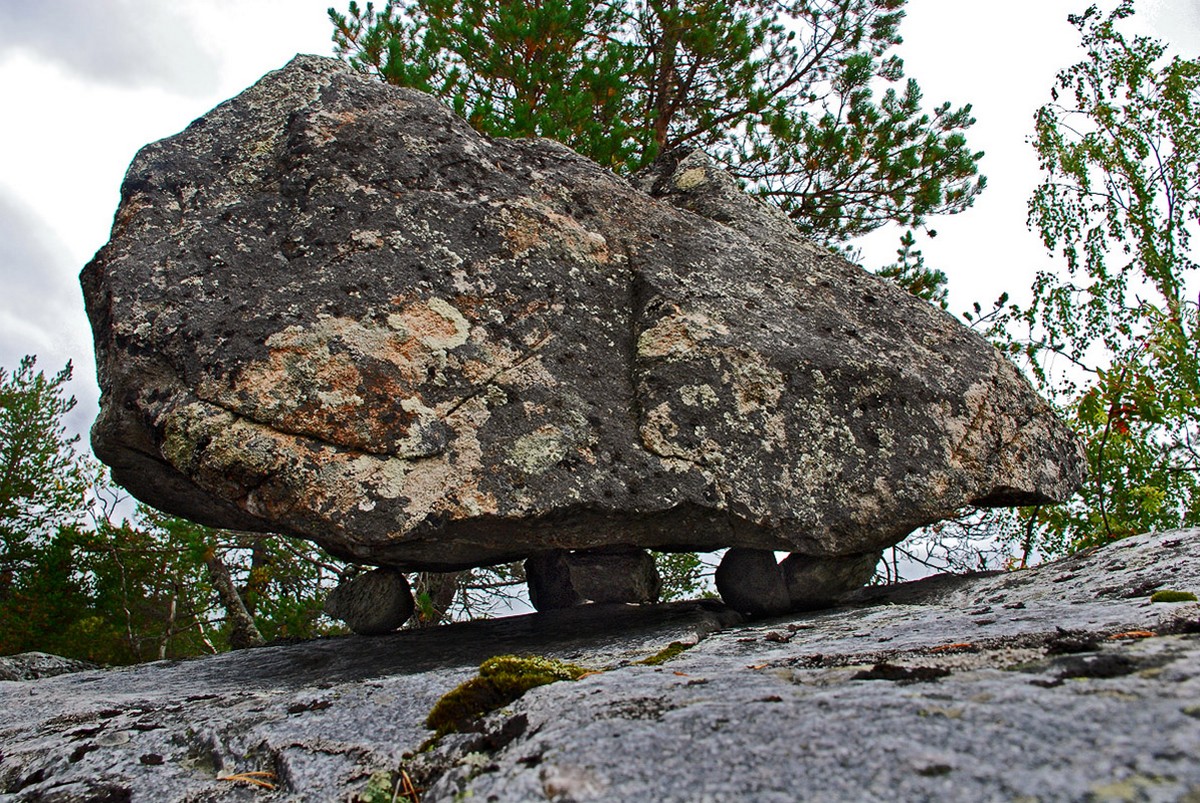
[82,55,1083,576]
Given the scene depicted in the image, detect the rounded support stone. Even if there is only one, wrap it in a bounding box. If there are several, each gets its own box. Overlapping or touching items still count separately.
[525,551,582,611]
[714,548,791,617]
[780,551,882,611]
[716,548,882,616]
[525,548,661,611]
[324,568,415,635]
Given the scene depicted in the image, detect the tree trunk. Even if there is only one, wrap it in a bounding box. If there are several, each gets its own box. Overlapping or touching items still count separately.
[411,571,462,627]
[205,548,265,649]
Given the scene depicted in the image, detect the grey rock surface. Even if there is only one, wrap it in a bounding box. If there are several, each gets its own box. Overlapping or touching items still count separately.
[3,529,1198,802]
[83,54,1082,574]
[323,568,415,634]
[0,653,97,682]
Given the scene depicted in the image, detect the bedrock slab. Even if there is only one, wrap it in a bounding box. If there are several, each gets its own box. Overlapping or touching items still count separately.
[2,529,1197,801]
[82,55,1082,573]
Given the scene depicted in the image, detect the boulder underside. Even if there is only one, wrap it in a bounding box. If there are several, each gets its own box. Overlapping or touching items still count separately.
[82,55,1084,622]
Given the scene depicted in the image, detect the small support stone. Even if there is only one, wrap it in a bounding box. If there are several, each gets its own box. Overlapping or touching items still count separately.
[324,568,415,635]
[525,547,661,611]
[714,548,790,617]
[525,551,582,611]
[716,548,881,615]
[780,551,882,610]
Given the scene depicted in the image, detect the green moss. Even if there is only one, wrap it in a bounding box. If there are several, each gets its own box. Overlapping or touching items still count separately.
[635,641,693,666]
[425,655,590,736]
[1150,589,1197,603]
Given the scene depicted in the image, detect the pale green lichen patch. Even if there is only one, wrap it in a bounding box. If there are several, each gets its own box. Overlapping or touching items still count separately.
[423,298,471,349]
[509,427,569,475]
[674,167,708,190]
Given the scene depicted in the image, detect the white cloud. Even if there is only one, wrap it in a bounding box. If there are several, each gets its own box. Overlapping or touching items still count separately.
[0,0,221,95]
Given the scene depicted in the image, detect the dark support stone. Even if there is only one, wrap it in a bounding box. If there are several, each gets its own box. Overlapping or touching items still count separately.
[525,551,582,611]
[526,548,661,611]
[324,569,415,635]
[715,548,791,617]
[780,551,882,610]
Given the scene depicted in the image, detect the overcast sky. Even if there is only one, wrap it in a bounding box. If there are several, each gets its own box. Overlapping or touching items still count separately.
[1,0,1198,445]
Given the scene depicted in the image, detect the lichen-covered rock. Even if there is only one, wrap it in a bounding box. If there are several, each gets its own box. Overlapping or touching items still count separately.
[0,652,97,682]
[324,568,414,634]
[82,55,1084,575]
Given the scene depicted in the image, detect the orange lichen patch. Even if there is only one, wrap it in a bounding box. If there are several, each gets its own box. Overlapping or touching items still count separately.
[1107,630,1155,640]
[928,643,975,653]
[493,199,610,263]
[636,308,730,360]
[204,300,476,455]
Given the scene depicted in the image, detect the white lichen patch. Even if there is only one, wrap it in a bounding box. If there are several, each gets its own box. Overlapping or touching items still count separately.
[679,384,719,408]
[350,229,385,249]
[510,426,569,476]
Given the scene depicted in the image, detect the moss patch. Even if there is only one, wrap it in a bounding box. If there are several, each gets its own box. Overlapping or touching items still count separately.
[425,655,590,736]
[1150,589,1197,603]
[635,641,694,666]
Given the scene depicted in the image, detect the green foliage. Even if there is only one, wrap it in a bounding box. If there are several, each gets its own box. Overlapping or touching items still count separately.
[0,356,88,585]
[875,229,949,309]
[1000,1,1199,556]
[329,0,984,245]
[2,491,349,664]
[652,550,708,601]
[425,654,590,735]
[0,357,350,663]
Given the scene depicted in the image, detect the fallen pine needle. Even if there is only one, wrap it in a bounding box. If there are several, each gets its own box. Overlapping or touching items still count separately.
[217,771,277,790]
[929,643,974,653]
[397,768,421,802]
[1108,630,1155,640]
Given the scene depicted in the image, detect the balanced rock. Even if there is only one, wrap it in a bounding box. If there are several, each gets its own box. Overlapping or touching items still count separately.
[82,56,1084,602]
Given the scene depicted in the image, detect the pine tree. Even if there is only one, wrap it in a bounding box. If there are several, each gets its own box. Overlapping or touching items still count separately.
[329,0,985,246]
